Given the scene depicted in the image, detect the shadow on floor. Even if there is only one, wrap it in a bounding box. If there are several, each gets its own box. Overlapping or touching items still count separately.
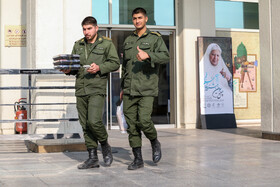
[213,125,262,139]
[63,146,133,167]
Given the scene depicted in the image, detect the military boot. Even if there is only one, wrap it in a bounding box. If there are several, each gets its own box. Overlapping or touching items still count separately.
[151,138,162,163]
[77,148,99,169]
[128,147,144,170]
[100,140,113,167]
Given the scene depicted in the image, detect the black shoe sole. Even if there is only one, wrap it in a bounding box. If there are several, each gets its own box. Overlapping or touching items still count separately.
[127,164,144,170]
[153,155,162,163]
[77,164,100,169]
[104,162,112,167]
[103,156,113,167]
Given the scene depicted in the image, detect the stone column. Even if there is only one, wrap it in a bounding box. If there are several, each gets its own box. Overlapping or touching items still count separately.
[176,0,215,129]
[259,0,280,139]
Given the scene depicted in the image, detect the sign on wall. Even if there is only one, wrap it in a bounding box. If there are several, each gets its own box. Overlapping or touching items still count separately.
[198,37,234,115]
[233,43,258,93]
[197,36,236,129]
[5,25,26,47]
[233,78,248,108]
[216,31,260,119]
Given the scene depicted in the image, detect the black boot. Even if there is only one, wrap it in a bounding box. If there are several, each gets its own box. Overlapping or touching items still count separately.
[77,148,99,169]
[151,138,162,163]
[100,141,113,167]
[128,147,144,170]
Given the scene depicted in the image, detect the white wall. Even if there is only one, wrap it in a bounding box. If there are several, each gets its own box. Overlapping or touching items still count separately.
[28,0,92,68]
[0,0,27,68]
[0,0,27,134]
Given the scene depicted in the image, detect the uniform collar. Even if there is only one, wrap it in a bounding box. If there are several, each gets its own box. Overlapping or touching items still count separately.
[80,33,103,45]
[133,28,150,37]
[95,34,103,44]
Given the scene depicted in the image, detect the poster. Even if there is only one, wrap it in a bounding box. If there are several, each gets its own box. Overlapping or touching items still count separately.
[198,37,234,115]
[233,78,248,108]
[233,51,257,92]
[216,31,260,119]
[5,25,26,47]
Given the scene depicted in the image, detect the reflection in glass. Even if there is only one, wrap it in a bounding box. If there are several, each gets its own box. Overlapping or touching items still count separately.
[215,1,259,29]
[92,0,109,24]
[112,0,174,26]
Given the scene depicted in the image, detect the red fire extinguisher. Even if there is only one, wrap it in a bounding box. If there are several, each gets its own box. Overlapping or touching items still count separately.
[14,98,27,134]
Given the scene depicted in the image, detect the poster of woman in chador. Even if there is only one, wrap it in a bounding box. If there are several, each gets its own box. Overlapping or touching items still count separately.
[198,37,234,115]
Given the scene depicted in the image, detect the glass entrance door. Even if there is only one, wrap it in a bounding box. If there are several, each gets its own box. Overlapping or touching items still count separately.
[101,29,175,129]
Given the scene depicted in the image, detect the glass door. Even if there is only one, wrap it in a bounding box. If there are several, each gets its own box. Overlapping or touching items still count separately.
[108,30,131,129]
[108,29,176,129]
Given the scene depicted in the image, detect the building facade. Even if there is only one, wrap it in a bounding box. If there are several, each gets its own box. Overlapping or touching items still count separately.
[2,0,276,139]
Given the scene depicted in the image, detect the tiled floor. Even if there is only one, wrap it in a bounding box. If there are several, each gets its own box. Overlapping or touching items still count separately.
[1,126,280,187]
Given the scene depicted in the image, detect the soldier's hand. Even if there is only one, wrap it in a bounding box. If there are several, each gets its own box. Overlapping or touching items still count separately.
[136,46,150,61]
[87,63,100,74]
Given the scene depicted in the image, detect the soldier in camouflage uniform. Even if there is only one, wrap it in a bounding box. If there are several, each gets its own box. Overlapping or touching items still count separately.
[62,16,120,169]
[120,8,170,170]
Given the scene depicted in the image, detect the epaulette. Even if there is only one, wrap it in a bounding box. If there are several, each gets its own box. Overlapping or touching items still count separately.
[75,38,84,43]
[151,31,161,37]
[102,36,111,41]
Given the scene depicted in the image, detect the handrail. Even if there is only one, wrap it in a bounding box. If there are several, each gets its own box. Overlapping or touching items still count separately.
[0,118,79,123]
[0,68,78,134]
[0,69,62,74]
[0,86,74,90]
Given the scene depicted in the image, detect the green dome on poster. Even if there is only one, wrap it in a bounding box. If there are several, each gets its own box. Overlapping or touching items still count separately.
[237,42,247,57]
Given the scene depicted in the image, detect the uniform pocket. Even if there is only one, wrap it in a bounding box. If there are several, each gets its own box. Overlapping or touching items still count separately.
[124,42,133,60]
[76,48,86,64]
[92,47,105,55]
[124,42,133,50]
[139,42,151,51]
[91,48,105,65]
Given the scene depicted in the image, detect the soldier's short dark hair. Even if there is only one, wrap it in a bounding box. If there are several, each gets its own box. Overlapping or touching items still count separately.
[132,7,147,17]
[81,16,97,26]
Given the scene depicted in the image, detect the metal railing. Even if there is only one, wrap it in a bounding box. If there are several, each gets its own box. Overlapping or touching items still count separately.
[0,69,79,134]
